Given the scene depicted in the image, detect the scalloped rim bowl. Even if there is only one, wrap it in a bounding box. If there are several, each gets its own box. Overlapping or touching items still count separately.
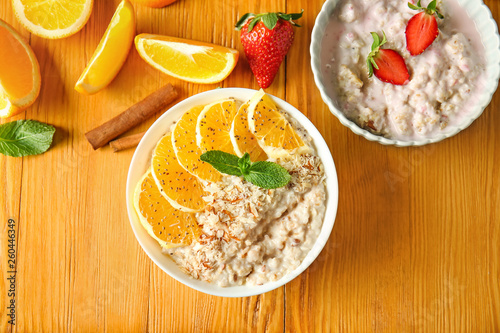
[126,88,339,297]
[310,0,500,146]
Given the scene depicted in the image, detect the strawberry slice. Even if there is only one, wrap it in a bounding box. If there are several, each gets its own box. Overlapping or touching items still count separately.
[366,32,410,86]
[406,0,444,56]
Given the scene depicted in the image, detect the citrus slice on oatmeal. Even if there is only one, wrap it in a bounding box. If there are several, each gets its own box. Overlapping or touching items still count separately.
[230,102,268,161]
[75,0,135,95]
[247,90,310,157]
[135,34,239,84]
[0,19,41,118]
[172,106,222,183]
[152,132,207,212]
[134,170,202,249]
[12,0,93,39]
[196,99,238,154]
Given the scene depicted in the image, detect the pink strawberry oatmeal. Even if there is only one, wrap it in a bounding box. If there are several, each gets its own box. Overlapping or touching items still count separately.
[166,114,327,287]
[321,0,486,140]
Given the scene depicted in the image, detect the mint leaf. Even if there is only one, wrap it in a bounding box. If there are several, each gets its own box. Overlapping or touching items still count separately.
[238,153,251,175]
[0,120,55,157]
[201,150,291,189]
[200,150,242,176]
[244,161,291,189]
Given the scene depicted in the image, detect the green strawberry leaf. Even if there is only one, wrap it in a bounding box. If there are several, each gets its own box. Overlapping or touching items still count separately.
[0,120,55,157]
[367,31,387,77]
[200,150,242,176]
[367,58,374,77]
[278,13,291,20]
[262,13,279,30]
[290,10,304,20]
[428,0,436,11]
[237,10,304,32]
[408,3,420,10]
[244,161,291,189]
[408,0,444,18]
[235,13,255,31]
[371,32,380,50]
[248,17,261,32]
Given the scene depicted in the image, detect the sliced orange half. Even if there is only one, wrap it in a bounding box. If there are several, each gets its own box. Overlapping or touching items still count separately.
[75,0,135,95]
[152,132,207,212]
[247,90,310,158]
[12,0,93,39]
[134,170,202,249]
[172,106,222,183]
[196,99,238,154]
[230,102,268,161]
[135,34,239,84]
[0,19,41,118]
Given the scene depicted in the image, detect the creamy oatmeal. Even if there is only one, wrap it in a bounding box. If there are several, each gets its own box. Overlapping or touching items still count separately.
[321,0,486,140]
[168,153,325,287]
[163,105,327,287]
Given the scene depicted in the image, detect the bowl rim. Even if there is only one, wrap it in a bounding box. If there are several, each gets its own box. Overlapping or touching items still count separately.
[126,87,339,297]
[310,0,500,147]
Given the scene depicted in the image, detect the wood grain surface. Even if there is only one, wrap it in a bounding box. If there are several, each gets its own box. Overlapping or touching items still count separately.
[1,0,499,332]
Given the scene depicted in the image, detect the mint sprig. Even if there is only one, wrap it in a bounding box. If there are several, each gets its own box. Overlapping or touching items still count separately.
[200,150,291,189]
[0,120,55,157]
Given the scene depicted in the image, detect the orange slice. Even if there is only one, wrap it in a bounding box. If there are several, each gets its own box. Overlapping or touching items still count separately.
[75,0,135,95]
[172,106,222,183]
[0,19,41,118]
[196,99,238,154]
[132,0,177,8]
[135,34,239,84]
[134,170,202,249]
[152,132,207,212]
[247,90,310,158]
[230,102,268,161]
[12,0,93,39]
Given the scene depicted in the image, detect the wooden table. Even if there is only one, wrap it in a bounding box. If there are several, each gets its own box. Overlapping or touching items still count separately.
[1,0,499,331]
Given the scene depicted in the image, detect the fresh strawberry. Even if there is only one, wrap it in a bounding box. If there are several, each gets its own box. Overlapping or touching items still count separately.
[235,11,303,88]
[366,32,410,85]
[406,0,444,56]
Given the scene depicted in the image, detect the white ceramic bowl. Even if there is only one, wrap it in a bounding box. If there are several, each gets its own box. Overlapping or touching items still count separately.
[311,0,500,146]
[126,88,339,297]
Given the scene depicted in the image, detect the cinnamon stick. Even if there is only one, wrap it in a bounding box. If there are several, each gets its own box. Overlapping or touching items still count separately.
[85,84,177,150]
[109,132,145,152]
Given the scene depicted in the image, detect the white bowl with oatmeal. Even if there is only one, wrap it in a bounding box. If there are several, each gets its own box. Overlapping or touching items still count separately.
[311,0,500,146]
[126,88,338,297]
